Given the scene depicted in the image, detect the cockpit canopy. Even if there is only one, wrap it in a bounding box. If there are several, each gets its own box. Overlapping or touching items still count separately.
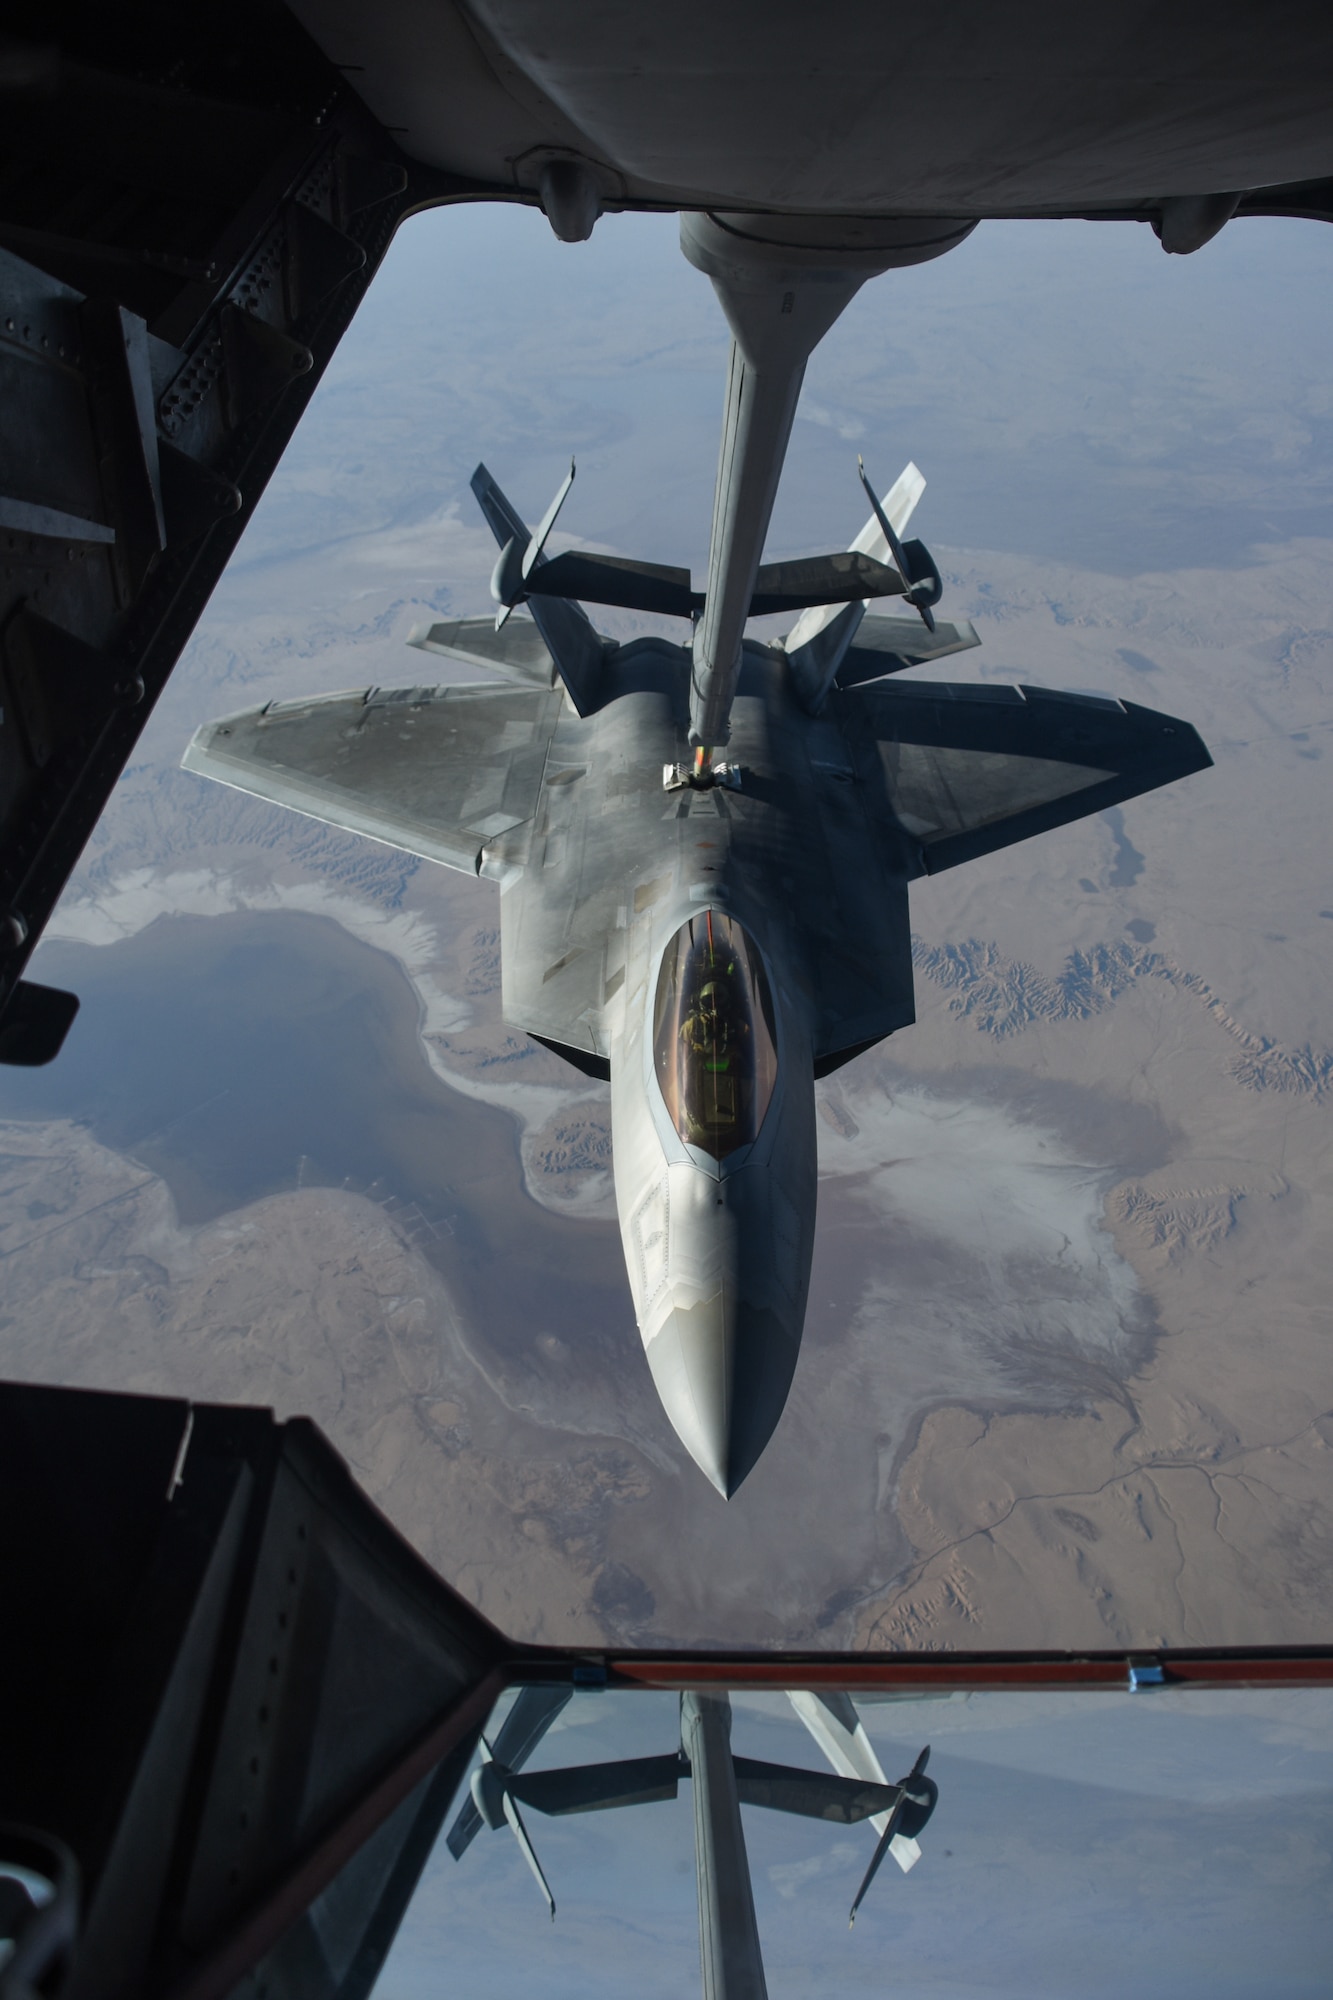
[653,912,778,1160]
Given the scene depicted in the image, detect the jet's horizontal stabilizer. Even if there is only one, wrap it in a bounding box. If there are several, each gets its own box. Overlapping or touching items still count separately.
[407,614,558,687]
[790,612,981,710]
[836,614,981,688]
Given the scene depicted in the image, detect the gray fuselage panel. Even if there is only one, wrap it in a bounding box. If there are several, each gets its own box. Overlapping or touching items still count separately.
[491,639,916,1068]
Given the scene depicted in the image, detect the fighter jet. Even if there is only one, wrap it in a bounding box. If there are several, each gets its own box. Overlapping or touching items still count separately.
[183,217,1211,1494]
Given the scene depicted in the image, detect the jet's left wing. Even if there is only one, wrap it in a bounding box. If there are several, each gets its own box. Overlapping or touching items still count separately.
[182,682,564,874]
[835,679,1211,875]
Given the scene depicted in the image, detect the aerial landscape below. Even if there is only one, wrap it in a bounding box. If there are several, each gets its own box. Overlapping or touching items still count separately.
[175,204,1211,1500]
[0,204,1329,1652]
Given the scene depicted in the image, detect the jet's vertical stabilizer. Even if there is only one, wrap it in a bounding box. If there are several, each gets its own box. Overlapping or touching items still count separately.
[788,1690,897,1837]
[470,462,606,716]
[471,460,530,549]
[789,1693,936,1890]
[784,463,925,711]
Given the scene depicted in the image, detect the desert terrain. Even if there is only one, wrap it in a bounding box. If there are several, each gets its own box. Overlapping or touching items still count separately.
[1,205,1330,1652]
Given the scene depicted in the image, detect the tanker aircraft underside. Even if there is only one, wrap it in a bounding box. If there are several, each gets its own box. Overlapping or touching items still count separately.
[443,1683,937,2000]
[184,219,1210,1494]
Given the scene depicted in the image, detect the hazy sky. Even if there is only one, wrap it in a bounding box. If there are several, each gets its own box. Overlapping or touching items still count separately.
[224,200,1333,590]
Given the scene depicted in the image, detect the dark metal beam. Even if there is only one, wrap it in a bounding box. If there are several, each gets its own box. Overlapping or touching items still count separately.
[166,1669,506,2000]
[0,1,508,1059]
[0,1382,510,2000]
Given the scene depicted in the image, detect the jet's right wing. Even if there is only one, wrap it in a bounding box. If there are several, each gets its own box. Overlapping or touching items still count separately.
[836,678,1211,875]
[182,681,564,875]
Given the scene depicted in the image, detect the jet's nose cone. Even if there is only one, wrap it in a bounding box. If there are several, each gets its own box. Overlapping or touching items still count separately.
[643,1291,800,1498]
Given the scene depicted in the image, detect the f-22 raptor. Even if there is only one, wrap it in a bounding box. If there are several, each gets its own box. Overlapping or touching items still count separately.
[184,214,1210,1495]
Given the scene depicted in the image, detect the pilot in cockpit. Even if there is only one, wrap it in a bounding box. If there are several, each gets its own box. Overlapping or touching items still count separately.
[679,966,752,1144]
[680,972,746,1063]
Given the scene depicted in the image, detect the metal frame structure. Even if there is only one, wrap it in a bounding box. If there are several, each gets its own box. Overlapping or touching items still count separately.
[0,0,508,1058]
[1,1381,1329,2000]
